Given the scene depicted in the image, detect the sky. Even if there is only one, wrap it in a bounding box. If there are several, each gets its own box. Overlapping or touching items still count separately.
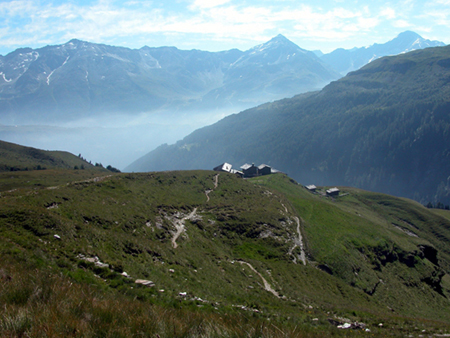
[0,0,449,56]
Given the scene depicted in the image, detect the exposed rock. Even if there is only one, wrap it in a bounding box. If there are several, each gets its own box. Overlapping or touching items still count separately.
[135,279,155,287]
[329,318,367,330]
[77,254,109,268]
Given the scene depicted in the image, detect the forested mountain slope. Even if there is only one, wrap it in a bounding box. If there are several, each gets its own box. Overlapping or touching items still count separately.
[127,45,450,205]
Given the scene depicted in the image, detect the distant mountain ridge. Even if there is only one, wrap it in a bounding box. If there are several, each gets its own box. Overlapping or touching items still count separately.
[320,31,445,75]
[127,44,450,205]
[0,31,444,125]
[0,35,338,124]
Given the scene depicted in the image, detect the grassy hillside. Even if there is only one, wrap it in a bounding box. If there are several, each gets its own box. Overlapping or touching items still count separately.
[0,140,104,172]
[128,45,450,206]
[1,169,450,336]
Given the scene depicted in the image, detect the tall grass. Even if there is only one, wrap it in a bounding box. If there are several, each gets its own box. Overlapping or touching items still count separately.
[0,259,327,338]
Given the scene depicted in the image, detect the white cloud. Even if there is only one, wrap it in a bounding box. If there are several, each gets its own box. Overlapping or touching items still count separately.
[431,0,450,4]
[190,0,231,9]
[393,19,411,28]
[380,7,396,19]
[0,0,449,55]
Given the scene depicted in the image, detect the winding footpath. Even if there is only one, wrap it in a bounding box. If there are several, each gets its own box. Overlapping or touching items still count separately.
[171,208,198,249]
[172,174,219,247]
[239,261,280,298]
[293,216,307,265]
[205,173,219,202]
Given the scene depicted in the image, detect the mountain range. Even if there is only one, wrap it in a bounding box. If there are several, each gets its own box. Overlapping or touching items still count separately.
[126,43,450,206]
[0,35,338,124]
[320,30,445,75]
[0,31,443,125]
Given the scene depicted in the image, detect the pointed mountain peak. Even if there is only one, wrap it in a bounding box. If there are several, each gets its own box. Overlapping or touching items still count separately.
[62,39,89,50]
[391,31,423,44]
[396,30,422,39]
[67,38,85,45]
[385,30,445,51]
[266,34,300,48]
[270,34,291,43]
[249,34,304,54]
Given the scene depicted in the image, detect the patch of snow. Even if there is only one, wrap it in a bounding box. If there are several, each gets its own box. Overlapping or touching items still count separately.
[368,54,378,63]
[412,38,421,46]
[61,56,70,66]
[104,53,131,63]
[47,56,70,85]
[0,72,11,82]
[46,70,55,85]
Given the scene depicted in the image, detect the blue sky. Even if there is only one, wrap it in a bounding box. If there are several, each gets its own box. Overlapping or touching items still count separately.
[0,0,449,56]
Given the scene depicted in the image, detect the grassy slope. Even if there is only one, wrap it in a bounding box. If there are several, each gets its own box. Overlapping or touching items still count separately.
[0,140,101,172]
[251,174,450,319]
[1,170,450,336]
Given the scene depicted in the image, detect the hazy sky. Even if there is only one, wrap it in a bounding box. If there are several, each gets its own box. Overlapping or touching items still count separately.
[0,0,449,55]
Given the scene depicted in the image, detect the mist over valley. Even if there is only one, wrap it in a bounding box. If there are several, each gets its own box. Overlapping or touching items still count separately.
[0,108,234,170]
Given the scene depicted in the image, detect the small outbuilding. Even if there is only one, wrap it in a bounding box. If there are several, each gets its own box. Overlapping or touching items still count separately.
[230,169,244,177]
[326,187,340,197]
[258,164,272,176]
[305,185,317,192]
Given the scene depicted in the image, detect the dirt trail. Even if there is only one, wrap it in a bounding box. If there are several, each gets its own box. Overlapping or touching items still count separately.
[205,174,219,202]
[239,261,280,298]
[171,207,198,249]
[293,216,307,265]
[47,174,113,190]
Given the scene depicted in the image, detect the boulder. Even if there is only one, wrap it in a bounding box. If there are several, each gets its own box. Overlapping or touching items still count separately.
[135,279,155,287]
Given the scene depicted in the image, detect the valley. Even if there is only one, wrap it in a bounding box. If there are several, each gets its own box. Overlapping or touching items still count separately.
[131,43,450,206]
[0,31,442,170]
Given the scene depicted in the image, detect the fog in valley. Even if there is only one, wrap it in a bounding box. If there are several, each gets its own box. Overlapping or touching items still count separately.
[0,108,236,170]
